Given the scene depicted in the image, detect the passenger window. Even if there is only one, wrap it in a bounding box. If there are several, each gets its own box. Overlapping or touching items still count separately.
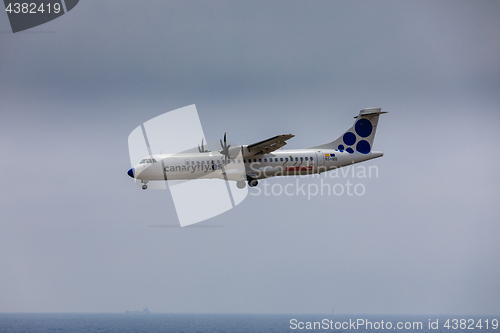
[253,159,257,162]
[300,157,303,161]
[264,158,267,162]
[217,160,220,164]
[243,159,246,163]
[305,157,308,161]
[259,159,262,162]
[295,157,298,161]
[285,158,288,162]
[310,156,313,160]
[275,158,278,162]
[280,158,283,162]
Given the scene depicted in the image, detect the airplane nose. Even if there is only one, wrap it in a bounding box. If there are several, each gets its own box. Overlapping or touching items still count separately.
[127,168,134,178]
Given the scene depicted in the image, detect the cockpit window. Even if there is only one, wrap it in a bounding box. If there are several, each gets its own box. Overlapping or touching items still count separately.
[140,159,157,164]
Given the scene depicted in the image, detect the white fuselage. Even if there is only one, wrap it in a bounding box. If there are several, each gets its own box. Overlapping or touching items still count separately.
[130,147,383,183]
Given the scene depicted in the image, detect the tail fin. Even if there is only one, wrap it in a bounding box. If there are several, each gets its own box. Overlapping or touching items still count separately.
[310,108,387,153]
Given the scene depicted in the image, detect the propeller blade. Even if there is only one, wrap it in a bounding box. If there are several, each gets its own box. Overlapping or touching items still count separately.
[199,138,208,153]
[219,132,232,164]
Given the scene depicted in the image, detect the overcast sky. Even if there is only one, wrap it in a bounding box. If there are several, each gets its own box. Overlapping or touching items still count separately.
[1,0,499,315]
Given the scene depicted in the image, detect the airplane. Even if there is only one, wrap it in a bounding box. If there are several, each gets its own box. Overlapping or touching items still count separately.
[127,107,387,190]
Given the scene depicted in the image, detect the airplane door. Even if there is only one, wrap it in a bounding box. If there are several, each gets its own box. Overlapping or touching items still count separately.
[151,161,166,180]
[315,150,325,173]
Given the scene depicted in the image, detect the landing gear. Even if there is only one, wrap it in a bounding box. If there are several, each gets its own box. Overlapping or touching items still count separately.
[142,184,148,190]
[248,178,258,187]
[236,181,246,189]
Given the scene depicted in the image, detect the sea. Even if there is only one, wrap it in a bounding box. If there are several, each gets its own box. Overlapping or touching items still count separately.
[0,314,498,333]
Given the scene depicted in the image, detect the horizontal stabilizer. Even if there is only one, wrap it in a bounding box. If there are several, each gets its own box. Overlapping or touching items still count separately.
[354,108,388,118]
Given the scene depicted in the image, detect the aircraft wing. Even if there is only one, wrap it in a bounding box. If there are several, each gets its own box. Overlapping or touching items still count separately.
[243,134,294,157]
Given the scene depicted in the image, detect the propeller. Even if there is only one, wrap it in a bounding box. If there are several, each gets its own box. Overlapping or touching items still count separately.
[220,132,231,164]
[198,138,209,153]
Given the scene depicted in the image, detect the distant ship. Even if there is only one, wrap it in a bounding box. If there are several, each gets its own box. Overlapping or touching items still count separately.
[126,306,151,314]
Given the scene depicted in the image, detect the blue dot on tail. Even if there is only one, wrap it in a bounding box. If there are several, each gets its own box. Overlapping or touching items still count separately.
[356,140,370,154]
[346,148,354,154]
[343,132,356,146]
[355,119,373,137]
[338,145,344,151]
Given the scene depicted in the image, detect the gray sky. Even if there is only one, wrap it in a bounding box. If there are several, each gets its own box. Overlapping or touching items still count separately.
[1,0,499,315]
